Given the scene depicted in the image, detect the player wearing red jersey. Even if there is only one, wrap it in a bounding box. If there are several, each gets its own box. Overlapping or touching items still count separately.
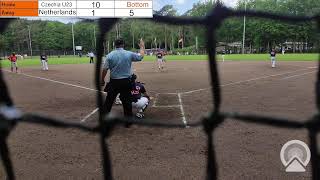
[8,52,18,73]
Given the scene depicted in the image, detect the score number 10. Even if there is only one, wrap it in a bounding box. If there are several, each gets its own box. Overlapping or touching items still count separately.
[91,2,100,16]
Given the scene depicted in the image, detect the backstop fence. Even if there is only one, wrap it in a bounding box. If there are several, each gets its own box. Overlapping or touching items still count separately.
[0,3,319,180]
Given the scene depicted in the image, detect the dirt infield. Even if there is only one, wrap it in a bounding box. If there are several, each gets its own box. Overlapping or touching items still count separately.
[1,60,318,179]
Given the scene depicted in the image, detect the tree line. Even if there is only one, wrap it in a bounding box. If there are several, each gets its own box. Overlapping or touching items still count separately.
[0,19,98,56]
[0,0,319,56]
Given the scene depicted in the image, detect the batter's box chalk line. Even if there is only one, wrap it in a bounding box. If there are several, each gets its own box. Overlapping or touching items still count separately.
[80,93,189,128]
[81,108,99,123]
[152,93,188,128]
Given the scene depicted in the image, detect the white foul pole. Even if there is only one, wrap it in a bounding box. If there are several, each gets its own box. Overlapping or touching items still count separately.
[72,22,75,56]
[28,25,33,58]
[242,0,246,54]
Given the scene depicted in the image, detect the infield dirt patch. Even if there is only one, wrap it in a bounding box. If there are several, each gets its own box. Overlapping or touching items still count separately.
[1,60,318,179]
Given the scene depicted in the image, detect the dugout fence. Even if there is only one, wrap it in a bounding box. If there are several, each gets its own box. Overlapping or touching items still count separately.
[0,50,82,59]
[0,3,319,180]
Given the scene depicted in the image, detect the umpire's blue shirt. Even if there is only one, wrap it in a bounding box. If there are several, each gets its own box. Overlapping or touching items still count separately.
[103,48,143,79]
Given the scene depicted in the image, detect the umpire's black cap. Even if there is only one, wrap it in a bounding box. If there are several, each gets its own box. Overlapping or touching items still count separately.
[115,38,124,48]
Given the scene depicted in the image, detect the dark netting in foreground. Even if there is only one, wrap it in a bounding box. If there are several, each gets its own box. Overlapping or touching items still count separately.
[0,4,320,180]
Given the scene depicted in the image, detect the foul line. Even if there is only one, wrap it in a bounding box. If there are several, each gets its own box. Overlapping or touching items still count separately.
[181,67,317,94]
[281,71,317,80]
[178,93,188,128]
[4,66,317,126]
[153,105,181,108]
[81,108,99,123]
[142,67,318,127]
[3,70,105,94]
[4,70,183,123]
[4,70,106,122]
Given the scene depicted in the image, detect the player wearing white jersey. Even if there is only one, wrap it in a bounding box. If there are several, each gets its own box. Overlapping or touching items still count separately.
[156,50,166,71]
[270,48,276,68]
[40,53,48,71]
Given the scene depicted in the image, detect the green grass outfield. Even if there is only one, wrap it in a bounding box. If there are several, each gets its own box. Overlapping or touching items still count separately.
[0,53,318,67]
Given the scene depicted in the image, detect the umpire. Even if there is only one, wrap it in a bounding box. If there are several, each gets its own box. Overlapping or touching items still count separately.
[101,38,145,126]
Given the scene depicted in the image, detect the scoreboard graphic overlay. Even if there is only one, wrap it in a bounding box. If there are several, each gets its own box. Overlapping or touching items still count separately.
[0,0,153,17]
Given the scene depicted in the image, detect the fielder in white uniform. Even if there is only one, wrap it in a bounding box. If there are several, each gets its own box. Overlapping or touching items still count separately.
[88,52,94,64]
[156,50,165,71]
[270,48,276,68]
[40,53,48,71]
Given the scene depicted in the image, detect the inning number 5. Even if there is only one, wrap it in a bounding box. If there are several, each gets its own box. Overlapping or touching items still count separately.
[129,10,134,16]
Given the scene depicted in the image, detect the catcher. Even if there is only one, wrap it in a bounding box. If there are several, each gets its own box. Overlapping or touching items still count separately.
[111,74,150,118]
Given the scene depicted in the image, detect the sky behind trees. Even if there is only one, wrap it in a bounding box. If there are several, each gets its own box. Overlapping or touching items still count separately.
[154,0,237,13]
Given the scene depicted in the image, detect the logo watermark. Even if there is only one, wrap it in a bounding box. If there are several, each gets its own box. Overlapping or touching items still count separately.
[280,140,311,172]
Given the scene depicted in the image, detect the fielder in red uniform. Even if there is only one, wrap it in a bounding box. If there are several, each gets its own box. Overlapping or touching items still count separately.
[8,52,18,73]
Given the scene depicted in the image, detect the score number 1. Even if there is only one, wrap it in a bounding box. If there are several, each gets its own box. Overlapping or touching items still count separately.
[91,2,101,16]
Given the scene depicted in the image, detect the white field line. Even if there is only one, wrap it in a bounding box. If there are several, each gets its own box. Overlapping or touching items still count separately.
[3,70,182,122]
[152,92,187,127]
[81,108,99,123]
[178,93,188,128]
[4,66,317,126]
[149,91,179,95]
[3,70,106,94]
[281,71,317,80]
[152,105,181,108]
[80,105,182,123]
[181,67,318,94]
[152,93,159,107]
[3,70,106,122]
[156,92,180,95]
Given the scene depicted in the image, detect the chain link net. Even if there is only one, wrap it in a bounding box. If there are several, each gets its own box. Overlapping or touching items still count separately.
[0,4,319,180]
